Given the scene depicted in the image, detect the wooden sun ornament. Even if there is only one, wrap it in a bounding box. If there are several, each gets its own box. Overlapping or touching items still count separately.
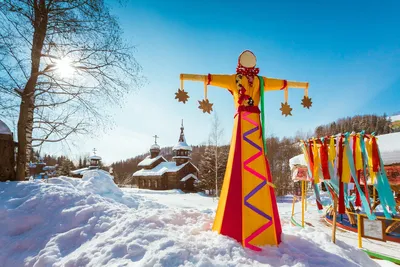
[280,102,292,117]
[175,88,189,104]
[301,96,312,109]
[198,99,213,114]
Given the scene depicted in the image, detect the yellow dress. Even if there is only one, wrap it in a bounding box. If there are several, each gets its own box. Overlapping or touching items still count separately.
[180,72,308,250]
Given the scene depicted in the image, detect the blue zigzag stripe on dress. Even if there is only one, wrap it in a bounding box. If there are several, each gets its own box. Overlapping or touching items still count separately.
[343,133,375,220]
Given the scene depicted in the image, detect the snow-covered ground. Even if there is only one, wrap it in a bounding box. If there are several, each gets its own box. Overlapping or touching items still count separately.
[0,170,397,267]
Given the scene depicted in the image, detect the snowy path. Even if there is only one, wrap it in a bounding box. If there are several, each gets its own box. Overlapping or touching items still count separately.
[0,172,396,266]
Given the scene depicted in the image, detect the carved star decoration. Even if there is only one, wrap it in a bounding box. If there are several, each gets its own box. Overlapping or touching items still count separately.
[175,88,189,104]
[301,96,312,109]
[280,102,293,117]
[198,99,213,114]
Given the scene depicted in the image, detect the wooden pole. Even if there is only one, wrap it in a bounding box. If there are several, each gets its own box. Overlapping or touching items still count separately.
[301,180,305,227]
[292,196,296,217]
[357,213,362,248]
[332,197,337,243]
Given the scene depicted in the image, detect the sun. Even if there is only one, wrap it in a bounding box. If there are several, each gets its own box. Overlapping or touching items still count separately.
[54,57,75,78]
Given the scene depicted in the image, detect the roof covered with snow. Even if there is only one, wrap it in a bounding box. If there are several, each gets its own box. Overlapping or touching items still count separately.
[150,143,160,150]
[89,155,102,161]
[289,154,307,169]
[133,161,194,177]
[0,120,12,135]
[180,173,198,182]
[376,132,400,165]
[173,142,192,151]
[138,155,167,167]
[389,114,400,122]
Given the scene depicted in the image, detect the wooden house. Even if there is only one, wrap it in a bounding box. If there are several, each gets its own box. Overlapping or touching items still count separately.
[0,120,15,181]
[133,121,199,191]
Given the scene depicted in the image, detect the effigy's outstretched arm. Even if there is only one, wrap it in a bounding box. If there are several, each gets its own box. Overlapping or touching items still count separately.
[180,74,232,90]
[263,77,309,91]
[178,74,232,113]
[262,77,311,115]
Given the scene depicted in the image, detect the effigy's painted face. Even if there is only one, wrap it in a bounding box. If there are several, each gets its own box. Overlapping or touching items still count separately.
[239,50,257,68]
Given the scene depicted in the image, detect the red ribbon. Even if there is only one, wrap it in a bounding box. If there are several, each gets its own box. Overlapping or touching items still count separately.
[236,65,259,86]
[371,137,380,172]
[207,73,212,85]
[280,80,288,90]
[320,139,330,180]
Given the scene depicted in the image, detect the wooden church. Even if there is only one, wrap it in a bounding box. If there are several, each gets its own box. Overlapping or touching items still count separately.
[133,121,199,191]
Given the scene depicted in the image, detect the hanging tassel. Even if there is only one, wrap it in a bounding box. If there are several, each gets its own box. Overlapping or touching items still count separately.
[338,135,345,214]
[366,139,376,184]
[359,133,371,207]
[355,135,363,171]
[329,137,336,163]
[371,137,380,172]
[313,139,320,183]
[344,133,376,220]
[320,138,330,179]
[353,135,362,206]
[342,138,351,183]
[308,140,314,179]
[355,170,362,206]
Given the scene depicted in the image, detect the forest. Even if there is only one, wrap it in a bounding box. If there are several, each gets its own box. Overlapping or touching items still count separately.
[110,113,396,195]
[33,113,397,195]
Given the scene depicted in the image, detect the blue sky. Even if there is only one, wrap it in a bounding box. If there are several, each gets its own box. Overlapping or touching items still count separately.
[46,0,400,163]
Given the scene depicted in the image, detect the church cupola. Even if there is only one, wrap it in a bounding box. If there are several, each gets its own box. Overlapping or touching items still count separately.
[150,135,161,158]
[88,148,102,169]
[172,120,192,166]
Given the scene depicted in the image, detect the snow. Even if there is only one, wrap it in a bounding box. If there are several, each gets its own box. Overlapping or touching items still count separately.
[89,155,102,160]
[173,141,192,151]
[0,119,12,135]
[389,115,400,122]
[180,173,198,182]
[133,161,194,177]
[150,144,160,150]
[289,154,307,169]
[377,132,400,165]
[137,155,166,167]
[0,169,396,266]
[70,167,90,175]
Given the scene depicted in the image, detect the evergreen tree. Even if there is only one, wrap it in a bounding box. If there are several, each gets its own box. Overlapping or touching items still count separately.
[57,159,75,176]
[82,157,87,167]
[197,141,228,195]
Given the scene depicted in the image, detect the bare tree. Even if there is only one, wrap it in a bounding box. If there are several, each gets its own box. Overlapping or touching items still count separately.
[197,112,227,196]
[0,0,142,180]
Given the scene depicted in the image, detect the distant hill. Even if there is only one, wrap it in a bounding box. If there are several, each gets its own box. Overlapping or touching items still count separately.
[389,114,400,131]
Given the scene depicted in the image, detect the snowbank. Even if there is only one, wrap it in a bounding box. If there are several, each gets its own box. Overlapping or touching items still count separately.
[0,170,389,266]
[0,119,12,135]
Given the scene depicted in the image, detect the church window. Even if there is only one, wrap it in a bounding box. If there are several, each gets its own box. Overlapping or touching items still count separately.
[155,180,158,188]
[148,180,151,187]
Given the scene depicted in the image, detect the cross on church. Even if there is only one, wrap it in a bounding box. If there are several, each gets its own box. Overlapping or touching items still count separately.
[153,135,159,144]
[93,148,97,155]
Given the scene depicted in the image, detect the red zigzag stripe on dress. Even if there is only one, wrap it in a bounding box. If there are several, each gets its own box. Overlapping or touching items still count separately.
[242,111,273,251]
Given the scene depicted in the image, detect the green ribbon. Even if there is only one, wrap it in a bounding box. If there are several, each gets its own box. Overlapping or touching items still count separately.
[258,76,267,155]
